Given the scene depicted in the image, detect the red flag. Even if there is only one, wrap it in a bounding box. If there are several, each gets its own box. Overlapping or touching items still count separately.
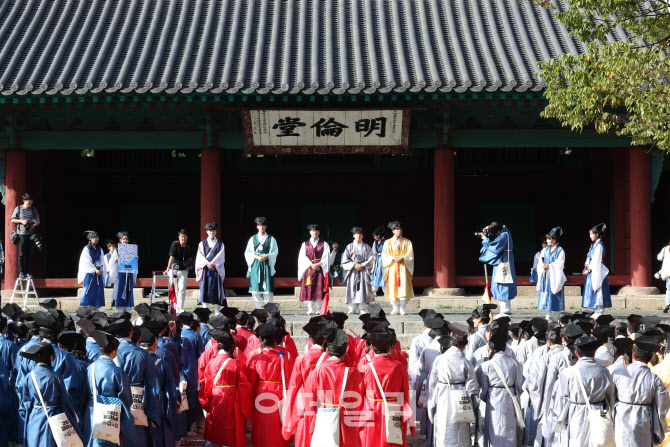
[168,282,177,315]
[320,272,331,315]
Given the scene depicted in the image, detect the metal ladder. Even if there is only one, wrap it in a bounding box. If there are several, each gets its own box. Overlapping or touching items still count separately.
[151,271,170,303]
[10,278,40,310]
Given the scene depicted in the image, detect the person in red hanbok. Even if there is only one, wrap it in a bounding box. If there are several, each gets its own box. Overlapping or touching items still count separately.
[305,328,366,447]
[199,330,253,447]
[235,311,256,341]
[282,318,337,446]
[361,328,415,447]
[246,323,293,447]
[198,318,247,386]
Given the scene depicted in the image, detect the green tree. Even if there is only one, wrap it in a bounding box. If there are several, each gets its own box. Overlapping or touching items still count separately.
[536,0,670,151]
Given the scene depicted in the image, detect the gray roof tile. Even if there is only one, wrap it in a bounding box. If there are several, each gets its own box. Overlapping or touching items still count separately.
[0,0,627,97]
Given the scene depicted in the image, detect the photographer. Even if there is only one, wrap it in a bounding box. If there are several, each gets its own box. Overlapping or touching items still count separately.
[657,241,670,313]
[478,221,518,316]
[10,193,40,279]
[164,229,193,314]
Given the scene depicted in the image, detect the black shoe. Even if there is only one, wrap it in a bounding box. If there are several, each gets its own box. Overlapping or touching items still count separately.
[664,305,670,314]
[25,273,33,279]
[19,273,26,280]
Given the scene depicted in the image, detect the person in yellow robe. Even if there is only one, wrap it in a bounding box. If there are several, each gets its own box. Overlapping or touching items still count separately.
[382,221,414,315]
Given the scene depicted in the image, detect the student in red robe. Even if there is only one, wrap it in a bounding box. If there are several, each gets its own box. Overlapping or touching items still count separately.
[305,328,366,447]
[235,311,256,341]
[199,330,253,447]
[361,328,415,447]
[282,318,337,446]
[246,323,292,447]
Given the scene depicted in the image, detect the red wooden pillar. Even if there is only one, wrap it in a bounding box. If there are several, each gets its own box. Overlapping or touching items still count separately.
[612,149,627,274]
[4,151,27,290]
[629,149,652,287]
[433,148,456,288]
[200,149,221,240]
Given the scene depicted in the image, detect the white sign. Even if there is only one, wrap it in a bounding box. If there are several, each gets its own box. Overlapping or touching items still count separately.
[249,110,405,147]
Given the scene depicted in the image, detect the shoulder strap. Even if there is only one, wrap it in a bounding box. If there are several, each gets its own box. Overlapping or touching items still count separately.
[489,358,515,400]
[574,369,591,405]
[315,351,327,369]
[213,357,232,386]
[30,371,50,420]
[280,354,287,398]
[154,358,161,366]
[368,361,387,405]
[113,358,120,367]
[91,362,98,400]
[339,367,349,403]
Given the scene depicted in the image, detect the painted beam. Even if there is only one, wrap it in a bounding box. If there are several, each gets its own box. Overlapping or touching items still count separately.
[450,129,632,148]
[20,131,203,150]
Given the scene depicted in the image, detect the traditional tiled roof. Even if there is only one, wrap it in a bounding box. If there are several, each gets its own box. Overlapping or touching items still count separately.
[0,0,631,97]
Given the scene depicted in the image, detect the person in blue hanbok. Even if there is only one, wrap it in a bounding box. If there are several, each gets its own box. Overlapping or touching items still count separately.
[537,227,567,321]
[195,222,226,315]
[112,232,137,312]
[84,330,135,447]
[78,231,107,310]
[479,222,518,316]
[109,319,160,447]
[193,308,212,345]
[0,316,19,445]
[0,352,15,447]
[77,319,101,362]
[172,319,201,437]
[19,342,84,447]
[58,331,90,424]
[582,223,612,317]
[370,226,386,294]
[530,240,547,284]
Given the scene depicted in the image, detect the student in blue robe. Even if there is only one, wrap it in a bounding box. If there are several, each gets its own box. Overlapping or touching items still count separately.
[0,316,20,385]
[140,328,177,447]
[78,231,107,310]
[195,222,227,315]
[193,308,212,345]
[156,323,184,442]
[108,319,160,447]
[0,356,14,447]
[0,317,19,444]
[479,222,518,316]
[112,232,137,312]
[582,223,612,317]
[19,342,84,447]
[172,319,200,437]
[77,319,102,362]
[58,331,91,425]
[180,313,205,359]
[370,226,386,295]
[537,227,567,320]
[84,330,135,447]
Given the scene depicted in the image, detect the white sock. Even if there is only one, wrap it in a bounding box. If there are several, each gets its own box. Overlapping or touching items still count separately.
[214,304,221,315]
[316,300,323,313]
[400,299,408,309]
[264,293,274,303]
[251,293,262,309]
[359,303,367,313]
[307,301,314,312]
[391,301,399,310]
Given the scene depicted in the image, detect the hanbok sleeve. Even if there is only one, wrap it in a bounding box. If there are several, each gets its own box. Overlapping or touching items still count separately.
[321,242,331,272]
[211,243,226,280]
[297,243,310,280]
[536,248,546,293]
[244,237,255,272]
[549,248,567,295]
[476,364,489,403]
[362,244,374,269]
[479,232,506,265]
[195,242,206,282]
[465,358,480,404]
[426,358,438,423]
[268,236,278,276]
[658,248,666,261]
[589,243,609,293]
[340,246,354,272]
[653,374,670,441]
[77,246,96,284]
[402,239,415,276]
[237,362,254,421]
[381,240,393,280]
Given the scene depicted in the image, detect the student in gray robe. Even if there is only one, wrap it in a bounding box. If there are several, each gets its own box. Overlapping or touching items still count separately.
[607,337,633,375]
[551,335,614,447]
[428,334,479,447]
[464,304,496,363]
[340,227,374,315]
[471,317,516,369]
[476,331,525,447]
[611,336,670,446]
[409,309,440,436]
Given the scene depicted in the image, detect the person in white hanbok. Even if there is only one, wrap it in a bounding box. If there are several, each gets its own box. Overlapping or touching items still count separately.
[657,241,670,313]
[582,223,611,317]
[104,240,118,289]
[611,336,670,447]
[409,310,438,437]
[428,335,479,447]
[340,227,374,314]
[77,231,107,310]
[537,227,567,321]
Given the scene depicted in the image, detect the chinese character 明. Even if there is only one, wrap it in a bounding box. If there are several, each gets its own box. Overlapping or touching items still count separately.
[311,117,349,137]
[355,117,387,137]
[272,117,306,137]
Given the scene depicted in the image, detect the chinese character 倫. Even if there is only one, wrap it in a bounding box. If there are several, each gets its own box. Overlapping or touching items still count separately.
[311,117,349,138]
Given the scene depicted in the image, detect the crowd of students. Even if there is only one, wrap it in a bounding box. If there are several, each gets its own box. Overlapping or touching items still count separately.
[1,298,670,447]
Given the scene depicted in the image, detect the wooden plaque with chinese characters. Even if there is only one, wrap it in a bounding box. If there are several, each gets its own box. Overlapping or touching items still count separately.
[242,110,410,154]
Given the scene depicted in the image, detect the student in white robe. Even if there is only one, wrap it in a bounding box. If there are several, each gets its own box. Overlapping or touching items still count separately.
[550,335,614,446]
[593,324,615,368]
[196,222,226,315]
[608,337,633,375]
[340,227,374,315]
[244,217,278,309]
[611,335,670,446]
[78,231,107,310]
[582,223,611,318]
[409,310,438,437]
[104,240,118,289]
[112,231,137,311]
[537,227,567,322]
[657,240,670,313]
[427,334,478,447]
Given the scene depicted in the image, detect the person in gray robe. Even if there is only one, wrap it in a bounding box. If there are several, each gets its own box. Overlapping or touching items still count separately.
[476,331,525,447]
[465,304,496,362]
[410,309,440,436]
[428,335,479,447]
[551,335,614,447]
[340,227,374,314]
[611,335,670,447]
[607,337,633,376]
[471,317,517,369]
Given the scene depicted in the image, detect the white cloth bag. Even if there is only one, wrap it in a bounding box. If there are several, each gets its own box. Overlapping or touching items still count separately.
[575,370,615,447]
[494,228,514,284]
[90,364,122,444]
[311,367,349,447]
[442,366,475,423]
[489,360,525,428]
[130,386,148,426]
[369,362,404,445]
[179,380,189,412]
[278,354,287,424]
[30,372,84,447]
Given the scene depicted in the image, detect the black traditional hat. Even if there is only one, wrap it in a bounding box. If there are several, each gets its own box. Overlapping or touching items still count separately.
[612,337,634,355]
[331,312,349,327]
[530,317,549,332]
[90,330,119,351]
[364,303,385,320]
[116,231,129,239]
[369,329,393,350]
[489,331,508,345]
[323,328,349,356]
[547,227,564,240]
[558,312,572,325]
[251,309,268,323]
[302,320,330,340]
[140,328,157,345]
[58,331,86,351]
[595,315,615,326]
[264,303,281,317]
[350,227,364,234]
[20,342,55,363]
[204,222,218,230]
[83,230,98,240]
[75,306,97,320]
[254,217,268,225]
[590,223,607,234]
[642,316,662,328]
[372,226,385,236]
[150,302,169,311]
[306,224,320,231]
[178,312,194,325]
[489,317,511,334]
[235,310,248,321]
[574,336,600,352]
[592,326,612,344]
[656,324,670,334]
[141,320,166,337]
[193,308,212,322]
[134,303,151,318]
[574,319,594,335]
[634,335,661,354]
[39,299,58,310]
[107,319,132,338]
[562,324,585,341]
[111,310,132,321]
[437,336,452,352]
[387,221,402,230]
[221,307,240,319]
[256,323,278,339]
[209,315,230,330]
[33,311,59,331]
[2,303,19,319]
